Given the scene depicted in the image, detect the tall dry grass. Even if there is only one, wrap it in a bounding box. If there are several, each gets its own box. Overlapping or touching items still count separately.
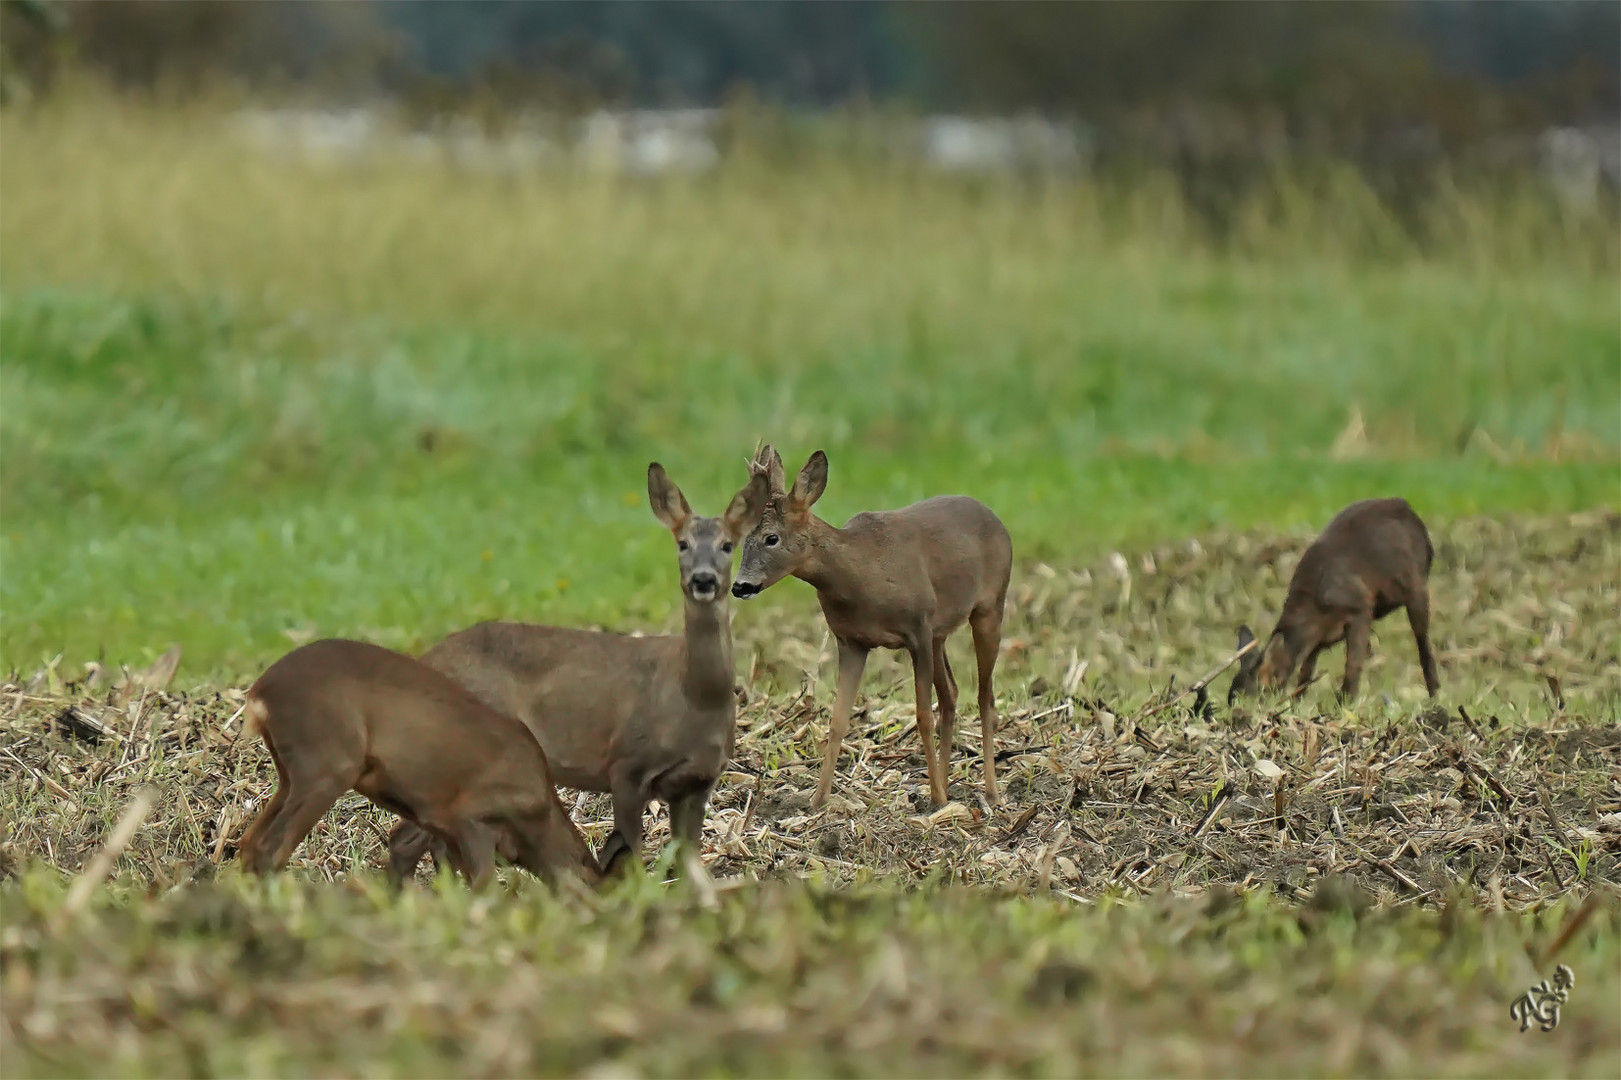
[2,91,1613,361]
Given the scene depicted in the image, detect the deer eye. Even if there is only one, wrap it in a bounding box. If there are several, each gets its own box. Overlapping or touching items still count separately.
[677,539,690,552]
[721,541,734,554]
[764,534,780,547]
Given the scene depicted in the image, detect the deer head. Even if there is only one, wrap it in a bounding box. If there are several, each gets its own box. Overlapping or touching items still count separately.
[1226,624,1294,703]
[648,463,768,604]
[732,444,827,599]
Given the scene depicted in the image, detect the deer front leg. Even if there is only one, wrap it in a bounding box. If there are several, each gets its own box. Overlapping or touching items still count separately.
[597,764,648,875]
[909,640,948,806]
[666,785,716,881]
[1294,643,1326,694]
[1339,614,1372,701]
[813,638,870,809]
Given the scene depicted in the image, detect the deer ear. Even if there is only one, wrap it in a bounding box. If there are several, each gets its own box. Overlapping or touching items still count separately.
[767,446,787,495]
[788,450,828,512]
[724,472,770,536]
[647,463,692,532]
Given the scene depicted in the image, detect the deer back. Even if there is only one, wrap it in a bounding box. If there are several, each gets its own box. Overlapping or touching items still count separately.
[422,621,692,791]
[250,639,556,807]
[1289,497,1432,615]
[872,494,1013,607]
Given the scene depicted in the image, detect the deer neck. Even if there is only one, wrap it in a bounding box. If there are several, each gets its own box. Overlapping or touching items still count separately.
[680,596,735,710]
[795,515,861,604]
[1267,610,1312,670]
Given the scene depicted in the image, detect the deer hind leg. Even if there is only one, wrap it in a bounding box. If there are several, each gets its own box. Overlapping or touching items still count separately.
[931,640,958,793]
[385,820,443,889]
[235,730,290,871]
[247,772,350,875]
[908,639,948,807]
[1339,612,1373,701]
[1406,589,1440,697]
[436,820,497,890]
[969,603,1003,807]
[813,638,870,809]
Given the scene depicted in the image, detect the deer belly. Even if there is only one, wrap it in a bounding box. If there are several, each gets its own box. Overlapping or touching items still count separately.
[825,617,909,652]
[539,743,611,792]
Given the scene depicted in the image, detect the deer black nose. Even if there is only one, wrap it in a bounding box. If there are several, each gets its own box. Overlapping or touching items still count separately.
[690,572,719,596]
[732,581,761,599]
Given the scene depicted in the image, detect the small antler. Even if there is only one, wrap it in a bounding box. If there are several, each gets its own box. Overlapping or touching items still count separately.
[747,440,773,477]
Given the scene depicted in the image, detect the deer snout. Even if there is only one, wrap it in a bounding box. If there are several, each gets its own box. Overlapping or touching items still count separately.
[731,580,762,599]
[689,571,720,600]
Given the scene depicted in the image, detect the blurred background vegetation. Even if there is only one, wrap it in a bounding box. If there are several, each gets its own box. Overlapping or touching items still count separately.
[1,1,1616,680]
[5,1,1619,226]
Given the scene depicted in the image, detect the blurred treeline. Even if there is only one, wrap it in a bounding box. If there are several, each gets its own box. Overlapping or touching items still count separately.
[7,1,1615,127]
[3,0,1617,254]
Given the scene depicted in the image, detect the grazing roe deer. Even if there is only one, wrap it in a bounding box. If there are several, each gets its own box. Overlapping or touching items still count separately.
[732,445,1012,808]
[1228,497,1440,703]
[387,464,769,881]
[235,638,601,889]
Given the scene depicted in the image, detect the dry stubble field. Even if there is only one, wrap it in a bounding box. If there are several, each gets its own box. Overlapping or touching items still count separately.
[3,510,1618,1077]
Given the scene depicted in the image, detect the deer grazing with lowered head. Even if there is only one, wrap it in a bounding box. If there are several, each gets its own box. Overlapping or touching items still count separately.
[235,638,601,889]
[1229,497,1440,703]
[388,463,769,882]
[732,445,1012,809]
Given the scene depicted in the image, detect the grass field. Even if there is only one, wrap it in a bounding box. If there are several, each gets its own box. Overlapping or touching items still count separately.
[3,97,1618,680]
[1,95,1619,1076]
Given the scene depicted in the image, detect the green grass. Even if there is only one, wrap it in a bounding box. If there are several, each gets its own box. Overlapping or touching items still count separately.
[3,260,1615,679]
[4,870,1616,1078]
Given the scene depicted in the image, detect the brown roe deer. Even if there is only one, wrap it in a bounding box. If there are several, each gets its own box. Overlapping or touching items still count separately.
[732,445,1012,808]
[235,638,600,889]
[1228,497,1441,703]
[387,464,769,882]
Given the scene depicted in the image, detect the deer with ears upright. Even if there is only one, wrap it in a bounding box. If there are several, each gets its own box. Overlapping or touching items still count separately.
[733,445,1012,808]
[387,464,769,882]
[1229,497,1441,704]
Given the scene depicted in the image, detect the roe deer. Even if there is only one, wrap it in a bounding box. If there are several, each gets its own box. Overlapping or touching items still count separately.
[235,638,600,889]
[387,464,769,882]
[1228,497,1440,703]
[732,445,1012,808]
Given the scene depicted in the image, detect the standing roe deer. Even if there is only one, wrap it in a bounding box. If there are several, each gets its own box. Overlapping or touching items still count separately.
[732,445,1012,809]
[235,638,601,889]
[1228,497,1440,703]
[387,463,769,882]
